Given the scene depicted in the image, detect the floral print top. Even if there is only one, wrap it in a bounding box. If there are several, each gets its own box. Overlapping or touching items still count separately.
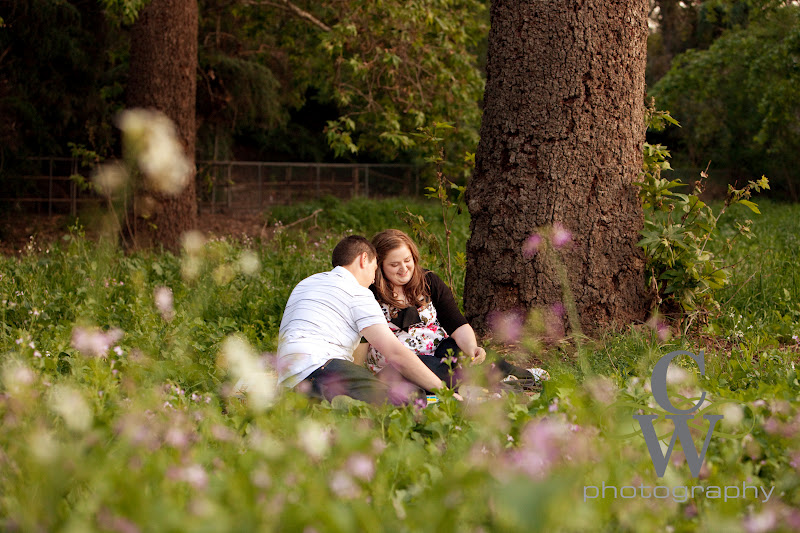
[365,271,467,374]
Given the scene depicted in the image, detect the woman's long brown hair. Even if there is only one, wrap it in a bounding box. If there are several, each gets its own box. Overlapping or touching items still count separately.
[371,229,429,309]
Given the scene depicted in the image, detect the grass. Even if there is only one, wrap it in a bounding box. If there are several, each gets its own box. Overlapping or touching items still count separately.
[712,200,800,344]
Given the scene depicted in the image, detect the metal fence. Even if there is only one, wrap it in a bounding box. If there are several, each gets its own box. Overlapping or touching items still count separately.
[0,158,421,216]
[0,157,86,216]
[197,161,420,213]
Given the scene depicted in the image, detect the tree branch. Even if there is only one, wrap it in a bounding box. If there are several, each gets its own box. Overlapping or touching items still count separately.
[244,0,331,32]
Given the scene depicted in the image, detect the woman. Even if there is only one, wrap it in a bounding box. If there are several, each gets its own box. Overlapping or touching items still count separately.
[364,229,547,389]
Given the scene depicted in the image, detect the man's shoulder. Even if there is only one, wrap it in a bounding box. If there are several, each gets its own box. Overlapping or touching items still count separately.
[294,268,372,299]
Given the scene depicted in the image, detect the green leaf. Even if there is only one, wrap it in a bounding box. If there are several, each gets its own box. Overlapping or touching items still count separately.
[739,200,761,214]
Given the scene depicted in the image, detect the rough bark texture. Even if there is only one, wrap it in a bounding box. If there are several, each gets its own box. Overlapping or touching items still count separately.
[464,0,650,337]
[127,0,198,251]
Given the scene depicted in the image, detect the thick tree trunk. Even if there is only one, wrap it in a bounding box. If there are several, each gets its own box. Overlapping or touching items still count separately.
[464,0,650,337]
[127,0,198,250]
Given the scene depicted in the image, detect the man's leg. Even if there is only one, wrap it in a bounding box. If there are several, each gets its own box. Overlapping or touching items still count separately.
[304,359,393,405]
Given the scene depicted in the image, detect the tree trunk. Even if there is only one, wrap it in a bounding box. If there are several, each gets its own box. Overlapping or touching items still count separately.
[464,0,650,337]
[127,0,198,250]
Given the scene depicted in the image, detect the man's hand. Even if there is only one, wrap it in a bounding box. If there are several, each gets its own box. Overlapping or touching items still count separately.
[361,323,445,392]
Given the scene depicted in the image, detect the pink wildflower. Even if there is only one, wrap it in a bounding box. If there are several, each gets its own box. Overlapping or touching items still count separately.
[329,470,360,499]
[743,508,778,533]
[71,326,124,358]
[346,453,375,481]
[523,234,543,258]
[551,223,572,248]
[488,310,524,344]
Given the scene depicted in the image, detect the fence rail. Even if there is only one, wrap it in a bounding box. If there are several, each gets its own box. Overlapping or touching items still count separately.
[0,158,421,216]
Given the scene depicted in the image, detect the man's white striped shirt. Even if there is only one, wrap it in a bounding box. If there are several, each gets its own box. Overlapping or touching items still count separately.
[277,266,384,388]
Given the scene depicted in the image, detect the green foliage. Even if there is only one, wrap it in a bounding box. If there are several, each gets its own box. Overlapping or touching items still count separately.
[0,0,126,159]
[636,104,769,332]
[2,0,488,169]
[1,198,799,531]
[651,4,800,196]
[100,0,149,25]
[316,0,488,161]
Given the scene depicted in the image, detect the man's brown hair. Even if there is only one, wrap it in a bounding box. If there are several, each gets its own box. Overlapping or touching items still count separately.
[331,235,377,267]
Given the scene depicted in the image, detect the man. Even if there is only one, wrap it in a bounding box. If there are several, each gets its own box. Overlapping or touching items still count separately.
[277,235,447,404]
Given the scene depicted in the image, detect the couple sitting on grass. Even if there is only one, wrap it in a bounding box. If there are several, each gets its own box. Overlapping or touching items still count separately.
[276,229,548,405]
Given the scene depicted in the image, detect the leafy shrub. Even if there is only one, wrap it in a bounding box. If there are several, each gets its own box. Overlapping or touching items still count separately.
[636,103,769,333]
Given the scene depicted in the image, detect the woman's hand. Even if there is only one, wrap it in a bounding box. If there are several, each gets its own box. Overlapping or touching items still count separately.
[469,346,486,366]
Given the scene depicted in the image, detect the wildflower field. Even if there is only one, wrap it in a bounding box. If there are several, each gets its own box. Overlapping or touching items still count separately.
[1,196,799,532]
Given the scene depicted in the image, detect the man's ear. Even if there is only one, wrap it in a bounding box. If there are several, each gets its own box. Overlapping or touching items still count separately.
[359,251,369,268]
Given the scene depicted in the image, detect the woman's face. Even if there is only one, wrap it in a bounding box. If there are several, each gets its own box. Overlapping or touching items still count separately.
[381,245,415,288]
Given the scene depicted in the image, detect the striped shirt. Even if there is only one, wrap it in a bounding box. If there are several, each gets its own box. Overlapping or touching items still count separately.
[277,266,385,388]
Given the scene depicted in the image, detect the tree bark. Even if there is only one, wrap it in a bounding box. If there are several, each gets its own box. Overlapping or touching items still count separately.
[127,0,198,250]
[464,0,650,337]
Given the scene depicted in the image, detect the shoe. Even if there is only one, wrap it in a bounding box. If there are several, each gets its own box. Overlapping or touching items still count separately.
[527,367,550,382]
[500,366,550,383]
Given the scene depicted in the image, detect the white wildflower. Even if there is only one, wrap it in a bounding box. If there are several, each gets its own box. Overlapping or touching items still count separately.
[48,384,92,432]
[238,250,260,276]
[297,419,331,461]
[721,404,744,428]
[117,108,191,196]
[181,230,206,256]
[153,286,175,321]
[219,335,276,411]
[92,162,128,197]
[29,429,59,463]
[2,361,35,394]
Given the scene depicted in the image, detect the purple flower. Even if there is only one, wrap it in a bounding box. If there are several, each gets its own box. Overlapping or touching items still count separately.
[764,417,781,435]
[508,417,570,479]
[646,315,672,342]
[551,223,572,248]
[523,234,543,258]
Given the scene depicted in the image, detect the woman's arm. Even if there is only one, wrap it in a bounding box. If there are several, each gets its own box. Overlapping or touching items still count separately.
[426,271,485,364]
[450,323,486,365]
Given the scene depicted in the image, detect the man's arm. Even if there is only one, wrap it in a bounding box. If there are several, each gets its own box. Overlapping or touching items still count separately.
[360,323,445,392]
[352,342,369,366]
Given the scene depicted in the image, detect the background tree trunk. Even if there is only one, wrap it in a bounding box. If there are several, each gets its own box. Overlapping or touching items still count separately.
[464,0,650,337]
[127,0,198,250]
